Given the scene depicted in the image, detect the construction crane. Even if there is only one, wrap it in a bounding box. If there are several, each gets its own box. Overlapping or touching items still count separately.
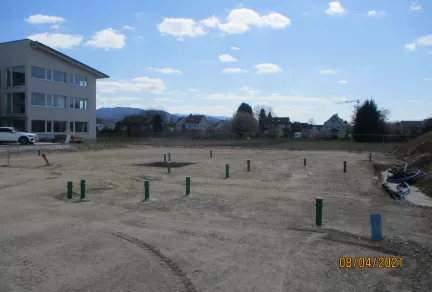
[336,99,360,105]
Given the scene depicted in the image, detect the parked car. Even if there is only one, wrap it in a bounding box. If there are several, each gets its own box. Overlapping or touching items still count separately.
[294,132,303,139]
[0,127,38,145]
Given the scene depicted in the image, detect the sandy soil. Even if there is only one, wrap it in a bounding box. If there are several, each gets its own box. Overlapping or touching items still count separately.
[1,146,431,292]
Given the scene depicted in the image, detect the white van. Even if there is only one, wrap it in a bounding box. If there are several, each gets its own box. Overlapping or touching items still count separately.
[294,132,303,139]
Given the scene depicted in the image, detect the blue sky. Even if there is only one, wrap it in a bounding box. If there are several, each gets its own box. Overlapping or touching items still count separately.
[1,0,431,123]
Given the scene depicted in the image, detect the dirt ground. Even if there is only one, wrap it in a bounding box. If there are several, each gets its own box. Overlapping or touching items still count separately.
[1,146,431,292]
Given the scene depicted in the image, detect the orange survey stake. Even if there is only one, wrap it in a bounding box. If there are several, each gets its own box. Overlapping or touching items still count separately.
[339,257,403,269]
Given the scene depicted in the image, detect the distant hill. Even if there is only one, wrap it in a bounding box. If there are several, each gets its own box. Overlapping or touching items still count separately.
[97,107,229,123]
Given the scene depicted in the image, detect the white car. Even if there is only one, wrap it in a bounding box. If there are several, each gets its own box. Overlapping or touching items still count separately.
[0,127,38,145]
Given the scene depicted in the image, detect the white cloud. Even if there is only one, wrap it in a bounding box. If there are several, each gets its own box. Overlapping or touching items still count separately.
[325,1,346,15]
[189,88,197,92]
[159,8,291,39]
[425,77,432,81]
[165,105,233,116]
[122,25,135,30]
[27,33,83,49]
[218,8,291,34]
[231,46,240,51]
[25,14,65,24]
[201,16,220,28]
[86,28,126,49]
[367,10,386,17]
[408,99,421,102]
[153,98,184,102]
[97,77,166,94]
[219,54,238,62]
[254,63,282,74]
[417,35,432,46]
[429,51,432,55]
[206,93,245,100]
[222,68,247,73]
[240,86,261,96]
[96,96,143,108]
[405,42,416,51]
[157,18,206,40]
[410,2,422,11]
[320,69,337,74]
[135,36,144,40]
[148,67,183,74]
[337,80,348,84]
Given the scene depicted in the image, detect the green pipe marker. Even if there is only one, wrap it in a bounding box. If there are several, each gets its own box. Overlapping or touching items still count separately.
[144,180,150,200]
[164,154,166,163]
[316,197,323,226]
[304,158,307,167]
[247,160,251,172]
[168,153,171,161]
[168,162,171,174]
[80,179,86,200]
[185,177,190,196]
[67,181,73,200]
[369,153,372,162]
[343,161,347,173]
[38,149,41,156]
[226,164,229,179]
[210,150,212,158]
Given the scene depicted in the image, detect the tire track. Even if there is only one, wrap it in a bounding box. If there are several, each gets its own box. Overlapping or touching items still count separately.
[110,231,198,292]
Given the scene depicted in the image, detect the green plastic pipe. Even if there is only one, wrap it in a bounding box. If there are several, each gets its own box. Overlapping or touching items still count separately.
[185,177,190,196]
[168,162,171,174]
[80,179,86,200]
[67,181,73,200]
[247,160,251,172]
[343,161,347,173]
[304,158,307,167]
[316,197,323,226]
[226,164,229,179]
[144,180,149,200]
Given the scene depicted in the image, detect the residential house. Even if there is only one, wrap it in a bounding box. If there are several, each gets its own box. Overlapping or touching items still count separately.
[264,117,291,137]
[214,120,231,132]
[175,114,210,132]
[322,114,347,138]
[302,124,323,137]
[397,121,423,136]
[0,39,109,142]
[96,120,116,132]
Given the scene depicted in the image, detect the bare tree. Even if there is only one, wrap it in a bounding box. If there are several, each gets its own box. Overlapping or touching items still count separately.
[253,104,276,119]
[308,118,316,125]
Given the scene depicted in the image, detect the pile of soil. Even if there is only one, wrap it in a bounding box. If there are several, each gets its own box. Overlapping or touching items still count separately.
[393,133,432,196]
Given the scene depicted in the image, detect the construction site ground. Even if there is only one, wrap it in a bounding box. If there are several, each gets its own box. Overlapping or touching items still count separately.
[1,146,431,292]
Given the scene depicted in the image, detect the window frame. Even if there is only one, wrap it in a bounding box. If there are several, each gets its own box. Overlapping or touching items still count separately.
[30,92,67,109]
[69,97,88,110]
[5,92,26,115]
[31,66,66,83]
[31,120,46,132]
[70,74,88,87]
[6,66,26,87]
[74,121,88,133]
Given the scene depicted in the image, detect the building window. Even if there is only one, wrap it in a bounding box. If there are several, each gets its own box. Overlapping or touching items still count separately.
[70,74,87,87]
[69,97,88,110]
[70,122,74,132]
[53,121,67,132]
[53,95,66,108]
[31,66,65,82]
[31,66,46,79]
[5,93,26,114]
[32,120,46,132]
[75,122,88,133]
[53,70,66,83]
[6,66,25,87]
[31,92,46,106]
[46,121,52,132]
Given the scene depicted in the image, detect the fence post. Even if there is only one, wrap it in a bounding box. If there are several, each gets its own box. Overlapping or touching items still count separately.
[168,153,171,162]
[343,161,347,173]
[304,158,307,167]
[226,164,229,179]
[247,160,251,172]
[168,162,171,174]
[210,150,212,158]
